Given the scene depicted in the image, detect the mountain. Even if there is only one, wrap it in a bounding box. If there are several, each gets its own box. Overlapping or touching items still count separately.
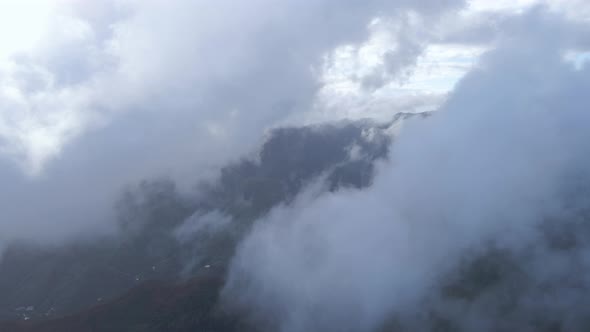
[5,111,588,331]
[0,117,398,324]
[0,271,243,332]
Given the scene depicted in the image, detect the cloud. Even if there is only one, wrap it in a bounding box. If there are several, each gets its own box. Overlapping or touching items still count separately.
[223,8,590,331]
[0,0,464,250]
[1,1,589,329]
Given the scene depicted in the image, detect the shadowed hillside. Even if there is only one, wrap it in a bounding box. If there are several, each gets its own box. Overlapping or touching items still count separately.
[0,118,395,323]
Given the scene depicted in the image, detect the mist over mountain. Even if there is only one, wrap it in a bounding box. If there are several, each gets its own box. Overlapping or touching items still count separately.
[0,118,395,322]
[2,1,590,332]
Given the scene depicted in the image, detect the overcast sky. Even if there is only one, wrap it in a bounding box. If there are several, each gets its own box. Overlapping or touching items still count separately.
[0,0,589,251]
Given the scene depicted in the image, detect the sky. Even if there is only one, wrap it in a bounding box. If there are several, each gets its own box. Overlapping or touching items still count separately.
[0,0,589,256]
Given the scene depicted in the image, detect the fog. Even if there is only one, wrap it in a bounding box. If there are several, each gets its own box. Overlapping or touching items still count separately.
[1,1,590,331]
[223,8,590,331]
[0,0,462,247]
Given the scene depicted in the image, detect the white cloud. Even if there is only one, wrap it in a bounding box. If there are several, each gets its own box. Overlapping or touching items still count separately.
[467,0,539,14]
[0,0,586,267]
[224,8,590,331]
[0,0,465,247]
[304,13,484,124]
[0,0,57,59]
